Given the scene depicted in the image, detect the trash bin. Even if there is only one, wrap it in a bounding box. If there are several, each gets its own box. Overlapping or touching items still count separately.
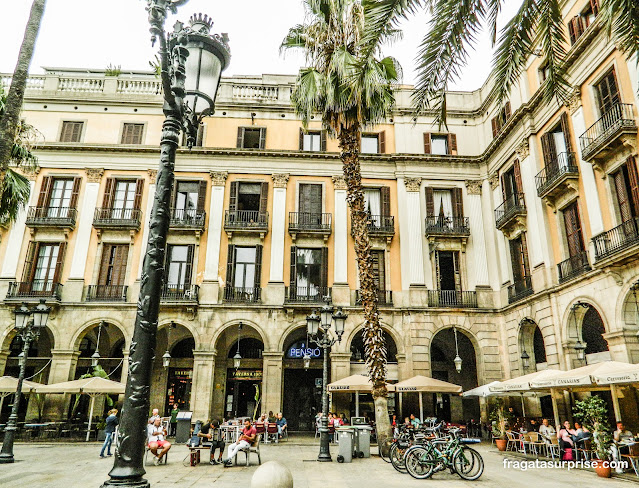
[352,425,372,458]
[176,411,193,444]
[336,427,354,463]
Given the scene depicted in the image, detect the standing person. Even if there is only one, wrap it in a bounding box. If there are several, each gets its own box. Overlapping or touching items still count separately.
[99,409,118,458]
[198,418,225,465]
[222,419,256,467]
[169,403,179,437]
[147,417,172,465]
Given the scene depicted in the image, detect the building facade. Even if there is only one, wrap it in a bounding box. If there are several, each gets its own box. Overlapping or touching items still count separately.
[1,0,639,429]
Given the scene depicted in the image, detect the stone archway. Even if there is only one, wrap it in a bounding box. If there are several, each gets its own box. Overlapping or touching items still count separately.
[518,319,547,372]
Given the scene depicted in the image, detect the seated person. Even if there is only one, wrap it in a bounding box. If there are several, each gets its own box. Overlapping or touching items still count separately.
[410,413,421,429]
[572,421,591,460]
[222,419,257,467]
[147,417,171,465]
[268,411,277,423]
[276,412,288,437]
[614,421,634,457]
[403,417,412,429]
[538,418,556,440]
[557,421,575,457]
[148,408,160,425]
[198,418,225,465]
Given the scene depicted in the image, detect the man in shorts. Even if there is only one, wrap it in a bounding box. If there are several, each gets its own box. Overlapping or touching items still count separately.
[198,418,225,465]
[147,417,171,465]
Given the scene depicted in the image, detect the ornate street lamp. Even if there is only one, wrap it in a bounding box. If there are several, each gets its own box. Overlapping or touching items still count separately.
[570,302,589,363]
[233,322,243,370]
[91,321,107,368]
[521,349,530,370]
[103,2,229,486]
[306,299,346,462]
[0,299,50,463]
[162,322,177,369]
[574,340,587,362]
[453,326,462,374]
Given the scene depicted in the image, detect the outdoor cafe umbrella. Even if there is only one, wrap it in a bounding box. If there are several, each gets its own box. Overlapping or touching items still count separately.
[35,377,125,441]
[488,369,558,419]
[0,376,44,417]
[394,375,462,422]
[327,374,396,417]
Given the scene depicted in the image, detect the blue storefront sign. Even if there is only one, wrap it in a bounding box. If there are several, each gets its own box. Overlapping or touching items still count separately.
[286,341,322,359]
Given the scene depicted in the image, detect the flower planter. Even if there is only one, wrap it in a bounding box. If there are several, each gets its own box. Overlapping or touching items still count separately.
[496,439,507,451]
[593,460,611,478]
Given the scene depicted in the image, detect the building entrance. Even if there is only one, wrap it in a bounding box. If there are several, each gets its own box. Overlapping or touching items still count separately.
[283,369,322,431]
[166,367,192,416]
[226,368,262,419]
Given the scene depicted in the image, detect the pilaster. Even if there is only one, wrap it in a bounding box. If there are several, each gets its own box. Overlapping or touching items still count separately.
[332,176,348,284]
[261,351,283,415]
[202,172,227,303]
[43,349,80,420]
[269,174,289,284]
[1,180,34,279]
[191,351,216,421]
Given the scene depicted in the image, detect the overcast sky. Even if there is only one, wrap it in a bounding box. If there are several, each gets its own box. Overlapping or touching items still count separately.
[1,0,522,91]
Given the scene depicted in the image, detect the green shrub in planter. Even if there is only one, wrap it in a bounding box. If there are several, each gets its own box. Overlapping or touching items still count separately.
[573,395,613,460]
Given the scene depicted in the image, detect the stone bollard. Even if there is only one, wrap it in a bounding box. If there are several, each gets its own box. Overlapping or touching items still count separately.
[250,461,294,488]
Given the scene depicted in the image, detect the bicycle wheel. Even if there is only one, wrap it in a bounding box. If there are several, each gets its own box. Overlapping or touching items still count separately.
[453,446,484,481]
[405,446,434,480]
[390,442,408,473]
[379,439,392,463]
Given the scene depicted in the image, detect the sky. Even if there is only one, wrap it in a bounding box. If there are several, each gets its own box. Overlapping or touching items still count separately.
[1,0,522,92]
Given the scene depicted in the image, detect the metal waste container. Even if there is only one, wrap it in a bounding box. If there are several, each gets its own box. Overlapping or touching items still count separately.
[352,425,372,458]
[176,411,193,444]
[336,427,354,463]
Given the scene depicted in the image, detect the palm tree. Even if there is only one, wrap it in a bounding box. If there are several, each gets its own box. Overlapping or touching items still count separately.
[282,0,400,449]
[362,0,639,126]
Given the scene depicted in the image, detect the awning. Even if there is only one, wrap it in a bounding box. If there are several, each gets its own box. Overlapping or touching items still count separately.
[0,375,44,394]
[327,374,395,392]
[489,369,559,392]
[34,376,125,395]
[394,375,461,394]
[529,361,639,389]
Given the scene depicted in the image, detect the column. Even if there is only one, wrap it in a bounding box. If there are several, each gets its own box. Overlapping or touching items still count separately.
[404,178,428,306]
[202,172,227,303]
[191,351,216,421]
[266,174,288,304]
[137,170,158,279]
[332,176,349,305]
[0,351,9,376]
[492,177,511,284]
[481,178,501,291]
[465,180,488,287]
[261,352,283,416]
[627,53,639,109]
[518,140,547,268]
[1,179,35,278]
[43,349,79,420]
[330,352,352,415]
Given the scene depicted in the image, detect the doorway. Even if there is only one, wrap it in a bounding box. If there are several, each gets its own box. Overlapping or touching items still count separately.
[225,373,262,419]
[166,368,192,415]
[283,369,322,431]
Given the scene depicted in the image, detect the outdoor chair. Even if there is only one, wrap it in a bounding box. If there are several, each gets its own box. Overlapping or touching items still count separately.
[235,434,261,467]
[546,437,560,460]
[525,432,546,456]
[506,431,521,452]
[266,423,278,443]
[621,443,639,476]
[254,423,266,438]
[574,438,593,461]
[144,443,169,466]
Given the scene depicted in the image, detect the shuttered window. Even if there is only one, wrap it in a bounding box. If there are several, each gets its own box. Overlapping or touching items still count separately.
[23,241,66,290]
[563,202,585,258]
[300,129,326,151]
[98,244,128,286]
[361,134,379,154]
[613,157,639,223]
[509,234,530,284]
[166,244,194,288]
[59,121,84,143]
[291,247,328,293]
[299,183,322,215]
[237,127,266,149]
[595,68,621,115]
[371,250,386,292]
[491,102,512,138]
[121,123,145,144]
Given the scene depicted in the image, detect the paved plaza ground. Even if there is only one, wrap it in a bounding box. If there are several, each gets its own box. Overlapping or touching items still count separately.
[1,437,637,487]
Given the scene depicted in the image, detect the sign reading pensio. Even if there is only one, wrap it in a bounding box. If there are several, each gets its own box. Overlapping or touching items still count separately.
[286,341,322,359]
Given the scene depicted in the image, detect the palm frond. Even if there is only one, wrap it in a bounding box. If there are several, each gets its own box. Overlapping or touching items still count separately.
[536,0,570,104]
[600,0,639,58]
[0,168,30,227]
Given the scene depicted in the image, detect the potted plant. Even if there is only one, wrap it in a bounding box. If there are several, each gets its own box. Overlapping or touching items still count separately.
[490,402,508,451]
[573,396,613,478]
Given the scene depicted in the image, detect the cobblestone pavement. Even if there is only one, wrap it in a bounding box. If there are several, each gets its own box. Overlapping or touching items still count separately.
[0,438,636,487]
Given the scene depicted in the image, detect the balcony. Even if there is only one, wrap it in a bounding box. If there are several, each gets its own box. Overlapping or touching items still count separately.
[223,286,261,303]
[495,193,527,238]
[355,290,393,306]
[424,216,470,238]
[224,210,268,238]
[25,206,77,229]
[351,215,395,243]
[592,218,639,265]
[6,281,62,301]
[508,277,533,304]
[288,212,332,240]
[579,103,637,168]
[285,286,331,304]
[93,207,142,230]
[557,252,591,283]
[161,284,200,305]
[427,290,477,308]
[85,284,128,302]
[169,208,205,231]
[535,153,580,210]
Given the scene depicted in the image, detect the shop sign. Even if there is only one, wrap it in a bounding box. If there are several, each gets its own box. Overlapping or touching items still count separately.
[230,369,263,381]
[286,341,322,359]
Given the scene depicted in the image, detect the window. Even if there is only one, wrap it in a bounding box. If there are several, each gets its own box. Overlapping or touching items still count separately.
[568,0,599,44]
[181,124,205,147]
[22,241,66,292]
[59,121,84,143]
[225,245,263,301]
[595,68,621,116]
[363,187,391,228]
[538,61,549,83]
[102,178,143,218]
[36,176,81,218]
[425,187,464,225]
[563,201,586,258]
[612,157,639,224]
[237,127,266,149]
[509,234,530,285]
[299,183,322,215]
[361,131,386,154]
[435,251,461,291]
[371,249,386,292]
[423,133,457,155]
[166,245,194,289]
[98,244,128,287]
[300,130,326,151]
[540,113,573,169]
[491,102,512,138]
[290,247,328,297]
[121,123,145,145]
[501,161,523,203]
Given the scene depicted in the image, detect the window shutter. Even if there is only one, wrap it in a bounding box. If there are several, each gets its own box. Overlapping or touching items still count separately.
[564,203,585,258]
[425,187,434,217]
[228,181,238,212]
[500,174,507,203]
[520,233,530,279]
[540,132,557,168]
[448,133,457,154]
[321,247,329,289]
[513,159,523,195]
[259,127,267,149]
[236,127,245,148]
[53,242,67,284]
[590,0,599,16]
[560,113,573,155]
[380,186,391,218]
[69,177,82,209]
[453,251,461,292]
[225,244,236,287]
[196,124,205,147]
[170,181,177,209]
[378,131,386,153]
[289,246,297,287]
[491,118,499,138]
[22,241,37,282]
[509,239,522,283]
[626,157,639,217]
[576,16,585,39]
[133,179,144,209]
[102,178,116,208]
[98,244,113,286]
[299,128,304,150]
[423,133,431,154]
[197,180,207,212]
[184,245,194,286]
[568,18,578,44]
[452,187,464,218]
[37,176,52,207]
[254,245,263,290]
[614,170,633,223]
[504,102,512,121]
[112,245,128,286]
[320,130,327,151]
[259,181,269,214]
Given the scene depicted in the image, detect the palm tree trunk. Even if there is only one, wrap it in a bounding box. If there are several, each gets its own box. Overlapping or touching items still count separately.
[338,123,391,453]
[0,0,46,182]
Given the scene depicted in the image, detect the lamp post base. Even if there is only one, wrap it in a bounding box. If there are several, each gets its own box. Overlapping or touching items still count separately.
[0,453,15,464]
[317,425,332,462]
[101,479,150,488]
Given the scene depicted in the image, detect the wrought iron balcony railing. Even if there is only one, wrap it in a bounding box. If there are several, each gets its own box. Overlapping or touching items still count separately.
[424,216,470,236]
[224,210,269,230]
[557,252,591,283]
[579,103,636,159]
[93,207,142,229]
[495,193,526,229]
[427,290,477,308]
[355,290,393,306]
[508,276,533,304]
[6,281,62,300]
[366,215,395,234]
[592,218,639,261]
[169,208,205,229]
[85,284,128,302]
[285,286,331,304]
[535,153,579,197]
[25,206,77,228]
[161,284,200,303]
[223,286,261,303]
[288,212,332,233]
